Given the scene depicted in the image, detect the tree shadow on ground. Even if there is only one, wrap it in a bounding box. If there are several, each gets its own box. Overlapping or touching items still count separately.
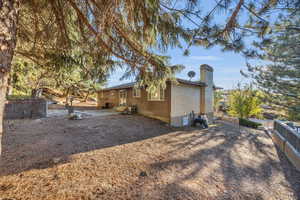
[275,145,300,199]
[142,121,300,199]
[1,117,299,199]
[0,114,178,176]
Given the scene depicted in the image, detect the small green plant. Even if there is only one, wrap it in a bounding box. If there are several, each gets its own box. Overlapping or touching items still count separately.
[239,118,262,129]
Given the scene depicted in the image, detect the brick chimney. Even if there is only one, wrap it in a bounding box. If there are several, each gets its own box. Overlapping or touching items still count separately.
[200,64,214,120]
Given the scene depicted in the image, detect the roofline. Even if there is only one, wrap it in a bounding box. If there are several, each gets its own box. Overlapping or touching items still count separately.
[213,86,223,90]
[99,79,206,91]
[176,78,206,87]
[101,82,135,91]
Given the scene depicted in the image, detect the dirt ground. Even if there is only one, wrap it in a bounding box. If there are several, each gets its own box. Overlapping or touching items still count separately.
[0,113,300,200]
[47,109,118,118]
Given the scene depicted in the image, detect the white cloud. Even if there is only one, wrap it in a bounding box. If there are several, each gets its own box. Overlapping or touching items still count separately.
[189,55,221,61]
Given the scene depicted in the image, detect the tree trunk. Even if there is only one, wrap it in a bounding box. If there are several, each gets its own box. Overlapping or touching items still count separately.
[6,84,13,96]
[83,91,90,102]
[65,87,70,104]
[31,88,37,98]
[6,66,13,97]
[0,0,19,155]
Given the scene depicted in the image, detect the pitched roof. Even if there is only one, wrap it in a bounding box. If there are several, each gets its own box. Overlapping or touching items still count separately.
[102,82,136,91]
[101,78,206,91]
[176,78,206,87]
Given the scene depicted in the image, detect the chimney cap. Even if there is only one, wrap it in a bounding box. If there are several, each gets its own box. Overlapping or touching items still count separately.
[200,64,214,72]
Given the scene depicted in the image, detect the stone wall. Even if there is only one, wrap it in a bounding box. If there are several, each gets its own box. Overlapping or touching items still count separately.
[273,120,300,171]
[4,98,47,119]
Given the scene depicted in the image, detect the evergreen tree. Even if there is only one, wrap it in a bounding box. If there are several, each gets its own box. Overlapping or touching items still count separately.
[246,13,300,120]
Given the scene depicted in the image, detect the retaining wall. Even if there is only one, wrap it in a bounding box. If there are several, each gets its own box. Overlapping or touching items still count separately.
[4,98,47,119]
[273,120,300,171]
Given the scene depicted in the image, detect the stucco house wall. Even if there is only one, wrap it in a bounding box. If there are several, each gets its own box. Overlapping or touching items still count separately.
[170,83,200,127]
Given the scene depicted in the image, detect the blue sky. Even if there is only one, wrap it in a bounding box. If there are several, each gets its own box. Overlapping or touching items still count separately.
[165,45,252,89]
[107,45,254,90]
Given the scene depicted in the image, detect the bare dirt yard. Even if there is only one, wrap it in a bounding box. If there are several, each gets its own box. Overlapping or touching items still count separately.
[0,113,300,200]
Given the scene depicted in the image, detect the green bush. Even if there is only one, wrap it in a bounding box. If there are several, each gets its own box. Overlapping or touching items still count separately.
[228,84,262,119]
[287,106,300,121]
[239,118,262,129]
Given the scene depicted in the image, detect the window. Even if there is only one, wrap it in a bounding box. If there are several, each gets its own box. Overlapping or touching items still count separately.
[148,87,165,101]
[119,90,127,105]
[133,88,141,98]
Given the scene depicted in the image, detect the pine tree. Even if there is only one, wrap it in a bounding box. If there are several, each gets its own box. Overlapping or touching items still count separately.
[246,13,300,120]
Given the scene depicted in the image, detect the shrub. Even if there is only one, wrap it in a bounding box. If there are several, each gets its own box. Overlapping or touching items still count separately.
[228,84,262,119]
[239,118,262,129]
[287,106,300,121]
[6,95,32,100]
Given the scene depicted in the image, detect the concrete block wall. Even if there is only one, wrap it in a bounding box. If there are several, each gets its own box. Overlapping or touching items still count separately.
[273,120,300,171]
[4,98,47,119]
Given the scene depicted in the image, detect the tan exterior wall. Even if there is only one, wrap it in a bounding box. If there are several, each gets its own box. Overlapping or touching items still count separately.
[97,90,119,108]
[97,73,214,126]
[200,87,205,114]
[170,83,201,127]
[129,84,171,123]
[97,84,171,123]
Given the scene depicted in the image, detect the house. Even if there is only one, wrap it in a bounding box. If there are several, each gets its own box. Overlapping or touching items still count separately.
[97,64,215,127]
